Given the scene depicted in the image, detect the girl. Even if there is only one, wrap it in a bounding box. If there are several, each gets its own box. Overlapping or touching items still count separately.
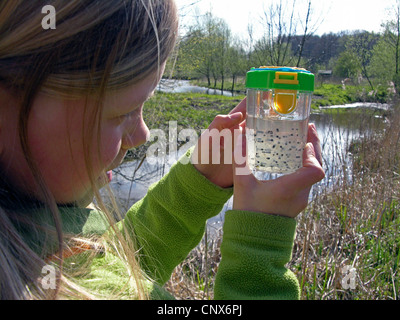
[0,0,325,300]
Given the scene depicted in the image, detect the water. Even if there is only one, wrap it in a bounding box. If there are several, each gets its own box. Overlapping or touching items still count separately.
[246,116,308,174]
[158,79,240,97]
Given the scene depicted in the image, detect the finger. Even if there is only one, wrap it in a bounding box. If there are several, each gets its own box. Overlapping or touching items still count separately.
[294,143,325,187]
[307,123,323,166]
[209,112,243,131]
[273,143,324,196]
[303,143,320,168]
[291,165,325,191]
[274,143,324,197]
[208,98,247,131]
[229,98,247,116]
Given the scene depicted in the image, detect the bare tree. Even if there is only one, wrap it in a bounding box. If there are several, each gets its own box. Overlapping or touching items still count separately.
[256,0,297,66]
[296,0,311,67]
[254,0,321,68]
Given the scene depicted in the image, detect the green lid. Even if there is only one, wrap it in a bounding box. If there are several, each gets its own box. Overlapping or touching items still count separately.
[246,66,315,92]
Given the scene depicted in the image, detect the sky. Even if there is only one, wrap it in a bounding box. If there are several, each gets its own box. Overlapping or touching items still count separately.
[175,0,397,38]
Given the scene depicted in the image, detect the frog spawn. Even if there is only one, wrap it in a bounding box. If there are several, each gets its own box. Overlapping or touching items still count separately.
[247,117,308,174]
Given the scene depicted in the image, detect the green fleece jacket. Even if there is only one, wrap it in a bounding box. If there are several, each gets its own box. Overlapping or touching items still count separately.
[17,149,300,300]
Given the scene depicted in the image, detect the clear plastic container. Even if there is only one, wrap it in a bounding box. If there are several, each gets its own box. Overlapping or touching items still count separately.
[246,67,315,174]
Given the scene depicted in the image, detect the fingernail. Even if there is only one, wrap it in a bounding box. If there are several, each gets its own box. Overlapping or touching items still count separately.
[310,123,317,132]
[230,112,242,121]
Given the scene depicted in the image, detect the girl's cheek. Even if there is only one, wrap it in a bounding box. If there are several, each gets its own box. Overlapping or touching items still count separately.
[97,127,123,168]
[104,138,122,166]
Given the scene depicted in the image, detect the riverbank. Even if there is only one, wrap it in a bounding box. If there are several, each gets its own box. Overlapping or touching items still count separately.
[312,83,394,108]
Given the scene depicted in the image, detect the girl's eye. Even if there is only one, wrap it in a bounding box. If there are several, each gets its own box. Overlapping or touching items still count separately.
[114,108,140,124]
[121,111,134,119]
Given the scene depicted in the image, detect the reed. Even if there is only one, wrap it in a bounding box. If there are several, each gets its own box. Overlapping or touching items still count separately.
[293,103,400,300]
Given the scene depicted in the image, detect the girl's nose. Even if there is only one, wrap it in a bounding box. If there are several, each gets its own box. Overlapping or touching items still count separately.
[121,117,150,150]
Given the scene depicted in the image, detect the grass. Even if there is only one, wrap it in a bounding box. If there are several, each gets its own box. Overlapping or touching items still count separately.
[312,84,357,108]
[294,177,400,300]
[119,90,400,300]
[144,91,244,130]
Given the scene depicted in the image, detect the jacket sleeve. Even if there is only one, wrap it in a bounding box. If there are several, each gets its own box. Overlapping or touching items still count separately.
[214,210,300,300]
[121,149,233,285]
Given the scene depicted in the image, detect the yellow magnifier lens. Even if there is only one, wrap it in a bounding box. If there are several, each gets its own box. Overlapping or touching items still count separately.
[274,89,298,114]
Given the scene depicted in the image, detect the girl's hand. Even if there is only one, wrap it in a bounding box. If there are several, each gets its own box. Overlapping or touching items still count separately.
[232,123,325,219]
[191,99,246,189]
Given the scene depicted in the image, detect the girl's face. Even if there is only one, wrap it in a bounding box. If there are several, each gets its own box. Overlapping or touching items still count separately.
[0,65,165,205]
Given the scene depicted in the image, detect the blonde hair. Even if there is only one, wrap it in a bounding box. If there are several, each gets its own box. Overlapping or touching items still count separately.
[0,0,178,299]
